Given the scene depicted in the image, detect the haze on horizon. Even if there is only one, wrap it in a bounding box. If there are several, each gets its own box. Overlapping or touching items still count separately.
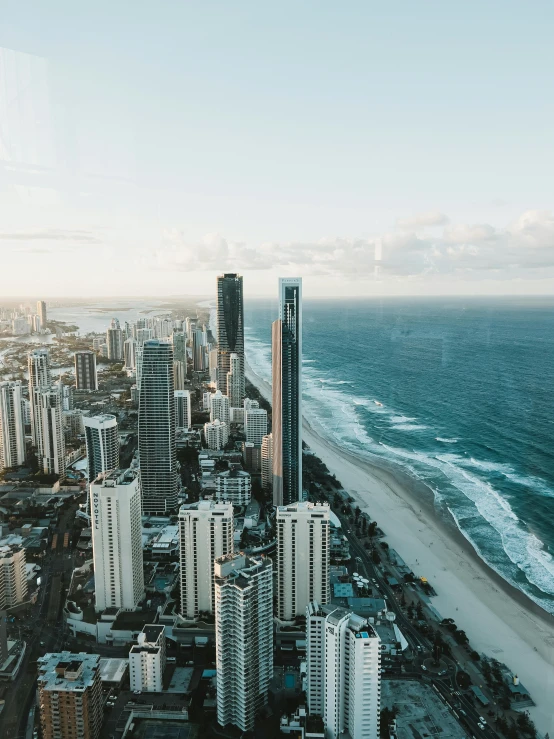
[1,1,553,298]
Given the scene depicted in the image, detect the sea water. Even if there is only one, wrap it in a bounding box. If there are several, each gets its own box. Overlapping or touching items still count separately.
[244,296,554,615]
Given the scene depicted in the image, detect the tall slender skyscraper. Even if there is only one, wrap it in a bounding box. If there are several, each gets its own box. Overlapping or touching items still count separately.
[75,351,98,390]
[226,352,242,408]
[0,381,26,471]
[37,300,47,327]
[106,318,124,361]
[214,553,273,733]
[28,348,51,450]
[272,277,302,506]
[123,337,137,370]
[138,340,179,513]
[84,414,119,483]
[39,387,65,475]
[217,274,244,401]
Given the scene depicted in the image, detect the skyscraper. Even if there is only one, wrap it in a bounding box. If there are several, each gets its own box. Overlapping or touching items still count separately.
[226,352,242,408]
[83,414,119,483]
[74,350,98,390]
[306,603,381,739]
[28,348,51,450]
[123,337,137,370]
[0,543,28,608]
[214,553,273,733]
[90,469,144,612]
[179,501,234,619]
[245,407,268,446]
[37,652,103,739]
[276,502,330,620]
[39,387,65,475]
[174,390,191,431]
[272,277,302,506]
[138,339,179,513]
[192,327,206,372]
[217,274,244,401]
[210,389,230,426]
[0,381,26,471]
[37,300,47,327]
[261,433,273,492]
[106,318,124,361]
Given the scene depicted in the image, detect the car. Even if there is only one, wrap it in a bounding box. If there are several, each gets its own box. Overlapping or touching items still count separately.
[479,718,487,725]
[438,670,447,675]
[422,665,427,671]
[133,690,142,695]
[478,724,485,731]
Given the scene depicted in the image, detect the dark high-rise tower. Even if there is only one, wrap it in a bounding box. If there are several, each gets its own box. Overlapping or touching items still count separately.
[216,274,244,401]
[138,340,178,513]
[272,278,302,506]
[75,351,98,390]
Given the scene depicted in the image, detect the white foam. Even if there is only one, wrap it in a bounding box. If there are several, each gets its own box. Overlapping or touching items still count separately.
[436,437,458,443]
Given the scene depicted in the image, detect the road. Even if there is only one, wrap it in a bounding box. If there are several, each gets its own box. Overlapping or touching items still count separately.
[0,503,79,738]
[340,519,499,739]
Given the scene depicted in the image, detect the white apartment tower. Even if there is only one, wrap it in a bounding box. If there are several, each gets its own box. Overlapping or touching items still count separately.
[209,389,230,425]
[83,414,119,483]
[226,352,242,408]
[74,350,98,391]
[215,469,251,506]
[129,625,166,693]
[174,390,191,431]
[178,501,233,619]
[37,300,47,326]
[124,338,137,370]
[306,603,381,739]
[0,381,26,471]
[261,433,273,492]
[214,553,273,733]
[39,387,66,475]
[204,419,228,450]
[245,407,268,446]
[0,544,28,608]
[276,502,330,621]
[28,348,51,451]
[90,469,144,612]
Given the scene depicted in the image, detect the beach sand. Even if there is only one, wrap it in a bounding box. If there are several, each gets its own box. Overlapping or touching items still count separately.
[246,362,554,734]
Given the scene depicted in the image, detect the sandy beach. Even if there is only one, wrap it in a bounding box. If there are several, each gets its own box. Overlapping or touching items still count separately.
[246,361,554,734]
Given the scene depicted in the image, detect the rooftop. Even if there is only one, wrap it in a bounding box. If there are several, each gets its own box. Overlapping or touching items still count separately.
[37,652,100,692]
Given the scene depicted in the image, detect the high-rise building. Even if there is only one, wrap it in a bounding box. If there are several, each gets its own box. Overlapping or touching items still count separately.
[174,390,191,431]
[204,419,228,450]
[217,274,244,401]
[83,414,119,483]
[178,501,234,619]
[106,318,124,361]
[245,407,268,446]
[37,652,103,739]
[39,387,65,475]
[214,553,273,733]
[0,542,28,608]
[171,330,187,362]
[90,469,144,612]
[173,360,187,390]
[192,328,206,372]
[124,337,137,370]
[261,433,273,492]
[306,603,381,739]
[215,469,251,506]
[28,348,51,450]
[209,389,230,425]
[37,300,47,327]
[138,339,179,513]
[129,625,166,692]
[276,502,330,620]
[136,327,153,345]
[0,381,26,471]
[226,352,242,408]
[272,277,302,506]
[74,351,98,390]
[63,409,84,438]
[208,347,218,384]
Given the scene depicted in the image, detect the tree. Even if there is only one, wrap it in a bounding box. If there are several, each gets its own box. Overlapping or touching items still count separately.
[456,670,471,690]
[333,493,341,509]
[368,521,377,537]
[371,549,381,565]
[453,629,469,645]
[416,602,423,620]
[381,541,389,551]
[470,650,480,662]
[507,722,519,739]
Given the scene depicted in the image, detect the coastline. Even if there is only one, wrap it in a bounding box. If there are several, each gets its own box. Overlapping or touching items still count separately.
[245,359,554,734]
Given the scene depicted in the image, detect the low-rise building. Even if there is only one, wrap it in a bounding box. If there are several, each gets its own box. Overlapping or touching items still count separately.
[0,542,28,608]
[129,624,166,693]
[215,469,251,505]
[204,419,228,450]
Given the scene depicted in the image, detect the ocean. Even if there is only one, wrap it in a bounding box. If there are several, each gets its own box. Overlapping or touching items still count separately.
[244,296,554,615]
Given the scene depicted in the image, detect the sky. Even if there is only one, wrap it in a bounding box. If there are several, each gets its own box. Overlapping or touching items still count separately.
[0,1,553,298]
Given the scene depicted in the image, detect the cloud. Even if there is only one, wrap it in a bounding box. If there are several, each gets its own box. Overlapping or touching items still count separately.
[0,228,101,243]
[396,211,450,230]
[148,209,554,282]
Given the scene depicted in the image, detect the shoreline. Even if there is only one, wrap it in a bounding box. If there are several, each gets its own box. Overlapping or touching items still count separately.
[245,359,554,734]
